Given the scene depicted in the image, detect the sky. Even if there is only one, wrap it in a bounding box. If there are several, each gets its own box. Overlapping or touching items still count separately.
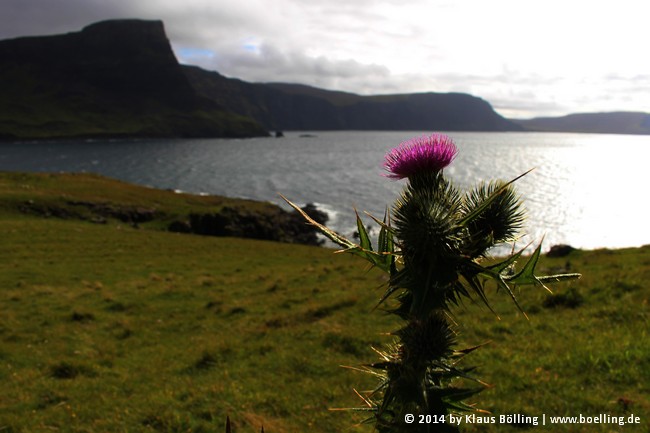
[1,0,648,118]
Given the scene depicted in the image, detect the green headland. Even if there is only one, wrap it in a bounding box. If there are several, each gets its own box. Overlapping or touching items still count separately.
[0,172,648,432]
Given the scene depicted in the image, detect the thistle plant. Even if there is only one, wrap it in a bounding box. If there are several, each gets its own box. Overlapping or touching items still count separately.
[283,133,579,432]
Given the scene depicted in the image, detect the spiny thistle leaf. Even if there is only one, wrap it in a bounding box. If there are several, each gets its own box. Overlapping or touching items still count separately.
[377,209,391,254]
[438,386,485,403]
[537,273,582,284]
[453,342,490,357]
[375,278,404,311]
[355,209,373,252]
[376,209,396,271]
[458,271,497,315]
[465,260,528,316]
[280,194,357,250]
[503,243,580,292]
[504,243,545,287]
[485,243,529,274]
[493,242,581,288]
[465,244,581,318]
[281,195,393,271]
[365,210,397,275]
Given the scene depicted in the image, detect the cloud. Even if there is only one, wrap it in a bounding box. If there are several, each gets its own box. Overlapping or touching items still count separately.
[0,0,137,38]
[1,0,649,117]
[183,41,392,92]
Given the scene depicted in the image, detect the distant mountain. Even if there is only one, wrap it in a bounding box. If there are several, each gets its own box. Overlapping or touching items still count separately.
[0,18,524,141]
[183,67,523,132]
[512,112,650,135]
[0,20,268,140]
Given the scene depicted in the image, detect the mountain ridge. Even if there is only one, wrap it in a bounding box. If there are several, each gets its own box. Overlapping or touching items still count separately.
[0,19,524,140]
[182,65,522,132]
[511,112,650,135]
[3,19,645,139]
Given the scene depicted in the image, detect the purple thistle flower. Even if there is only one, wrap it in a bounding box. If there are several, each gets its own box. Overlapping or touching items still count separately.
[384,133,458,179]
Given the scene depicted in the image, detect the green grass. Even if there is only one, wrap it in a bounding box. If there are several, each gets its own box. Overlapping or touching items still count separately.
[1,173,649,432]
[0,171,282,230]
[457,246,650,432]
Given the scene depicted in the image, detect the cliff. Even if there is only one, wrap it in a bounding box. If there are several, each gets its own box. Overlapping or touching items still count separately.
[183,66,523,132]
[1,18,524,140]
[0,19,268,140]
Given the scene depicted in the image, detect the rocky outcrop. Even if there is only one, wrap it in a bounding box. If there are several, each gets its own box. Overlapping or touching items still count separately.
[0,19,268,139]
[170,203,328,246]
[18,196,327,246]
[546,244,577,258]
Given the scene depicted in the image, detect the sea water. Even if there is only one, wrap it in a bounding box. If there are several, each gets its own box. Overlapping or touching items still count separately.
[1,131,649,251]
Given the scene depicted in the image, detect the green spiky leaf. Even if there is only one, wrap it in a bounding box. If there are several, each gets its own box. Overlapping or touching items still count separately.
[505,243,544,286]
[355,209,373,252]
[281,195,395,273]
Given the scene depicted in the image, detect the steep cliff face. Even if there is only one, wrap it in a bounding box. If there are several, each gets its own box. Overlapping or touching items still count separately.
[0,20,268,140]
[64,20,193,96]
[183,66,523,132]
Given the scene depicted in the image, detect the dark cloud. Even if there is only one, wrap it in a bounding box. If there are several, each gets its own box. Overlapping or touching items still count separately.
[0,0,136,39]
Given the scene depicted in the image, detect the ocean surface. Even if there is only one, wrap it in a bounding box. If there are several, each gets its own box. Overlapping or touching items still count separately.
[1,131,649,252]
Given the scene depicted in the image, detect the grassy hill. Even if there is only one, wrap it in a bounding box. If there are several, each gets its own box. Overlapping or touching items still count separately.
[0,172,326,245]
[0,173,648,432]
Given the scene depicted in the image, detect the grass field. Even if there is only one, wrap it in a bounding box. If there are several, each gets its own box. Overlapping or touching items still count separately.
[0,172,648,432]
